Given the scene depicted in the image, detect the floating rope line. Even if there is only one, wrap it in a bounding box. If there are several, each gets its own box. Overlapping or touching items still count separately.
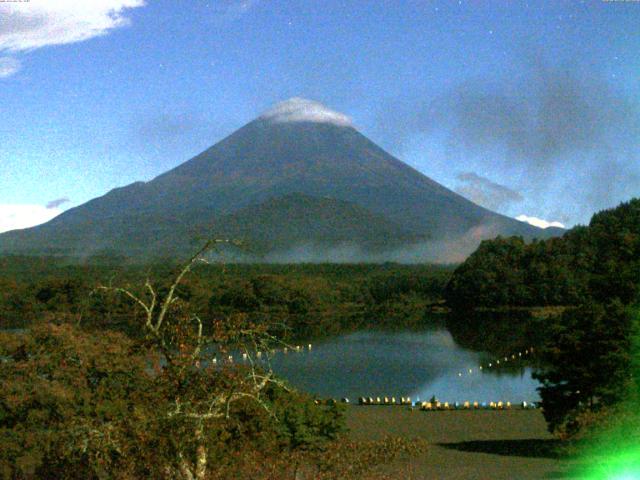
[456,347,535,378]
[210,343,313,364]
[352,397,540,410]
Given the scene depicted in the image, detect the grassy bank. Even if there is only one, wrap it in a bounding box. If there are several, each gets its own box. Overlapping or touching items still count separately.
[345,406,575,479]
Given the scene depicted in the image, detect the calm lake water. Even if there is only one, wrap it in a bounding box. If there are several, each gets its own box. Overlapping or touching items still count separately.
[268,328,540,403]
[2,325,539,403]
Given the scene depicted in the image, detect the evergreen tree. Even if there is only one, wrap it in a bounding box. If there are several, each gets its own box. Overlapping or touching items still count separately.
[533,301,633,436]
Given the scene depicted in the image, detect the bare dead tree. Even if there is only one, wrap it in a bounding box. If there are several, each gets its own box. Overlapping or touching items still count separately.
[97,239,290,480]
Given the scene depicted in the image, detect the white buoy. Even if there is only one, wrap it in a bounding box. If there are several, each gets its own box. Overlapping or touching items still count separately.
[308,344,312,350]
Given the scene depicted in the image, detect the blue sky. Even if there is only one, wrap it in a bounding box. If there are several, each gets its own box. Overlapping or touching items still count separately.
[1,0,638,232]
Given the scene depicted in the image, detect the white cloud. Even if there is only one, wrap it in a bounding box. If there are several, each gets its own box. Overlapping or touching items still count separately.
[515,214,566,230]
[261,98,353,127]
[0,204,63,233]
[0,0,145,76]
[0,56,20,77]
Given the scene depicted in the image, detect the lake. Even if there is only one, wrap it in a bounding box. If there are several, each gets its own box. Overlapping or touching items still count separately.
[2,324,540,404]
[268,328,540,403]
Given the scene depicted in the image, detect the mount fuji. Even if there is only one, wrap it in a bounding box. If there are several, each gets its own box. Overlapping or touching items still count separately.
[0,98,562,262]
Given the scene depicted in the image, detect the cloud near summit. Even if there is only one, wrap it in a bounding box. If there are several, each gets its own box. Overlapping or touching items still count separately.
[0,0,145,77]
[260,98,354,127]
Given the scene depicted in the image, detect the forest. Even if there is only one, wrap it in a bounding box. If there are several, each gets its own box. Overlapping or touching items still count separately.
[446,198,640,439]
[445,198,640,310]
[0,261,452,340]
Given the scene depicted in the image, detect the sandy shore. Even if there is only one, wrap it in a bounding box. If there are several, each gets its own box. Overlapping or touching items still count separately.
[345,406,575,479]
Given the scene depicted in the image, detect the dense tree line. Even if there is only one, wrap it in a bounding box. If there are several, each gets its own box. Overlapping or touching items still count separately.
[445,198,640,309]
[445,198,640,438]
[0,262,452,339]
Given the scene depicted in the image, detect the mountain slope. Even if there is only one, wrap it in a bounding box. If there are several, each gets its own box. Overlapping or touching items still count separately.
[0,98,561,261]
[209,193,425,251]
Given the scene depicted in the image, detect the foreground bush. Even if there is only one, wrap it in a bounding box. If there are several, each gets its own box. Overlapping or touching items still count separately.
[0,242,345,479]
[0,242,431,478]
[0,322,350,479]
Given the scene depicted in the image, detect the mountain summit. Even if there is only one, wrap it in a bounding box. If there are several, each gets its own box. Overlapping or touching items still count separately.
[0,99,561,262]
[259,97,354,127]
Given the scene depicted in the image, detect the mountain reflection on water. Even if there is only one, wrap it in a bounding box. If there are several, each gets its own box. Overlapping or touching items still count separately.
[269,326,540,403]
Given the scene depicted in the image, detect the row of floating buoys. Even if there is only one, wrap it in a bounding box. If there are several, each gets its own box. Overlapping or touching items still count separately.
[209,343,313,364]
[315,398,351,405]
[210,355,235,364]
[353,398,540,409]
[417,400,539,410]
[358,396,413,406]
[420,401,515,410]
[456,347,535,378]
